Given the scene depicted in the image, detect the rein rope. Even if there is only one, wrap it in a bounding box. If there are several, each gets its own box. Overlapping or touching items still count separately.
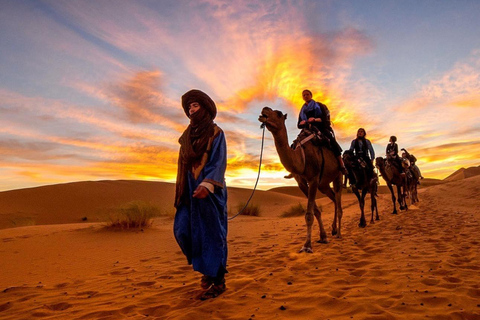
[228,123,266,221]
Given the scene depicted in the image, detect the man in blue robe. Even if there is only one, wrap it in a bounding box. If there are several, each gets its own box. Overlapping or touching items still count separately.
[174,89,228,300]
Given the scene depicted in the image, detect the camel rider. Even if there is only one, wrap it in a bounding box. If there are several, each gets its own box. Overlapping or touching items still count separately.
[349,128,375,169]
[348,128,375,184]
[386,136,404,174]
[401,148,424,181]
[297,89,346,174]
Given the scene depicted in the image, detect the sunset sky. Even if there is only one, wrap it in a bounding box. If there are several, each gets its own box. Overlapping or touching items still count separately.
[1,0,480,191]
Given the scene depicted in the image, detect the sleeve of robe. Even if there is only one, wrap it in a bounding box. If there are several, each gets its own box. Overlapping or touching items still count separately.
[201,130,227,189]
[349,140,355,152]
[366,140,375,160]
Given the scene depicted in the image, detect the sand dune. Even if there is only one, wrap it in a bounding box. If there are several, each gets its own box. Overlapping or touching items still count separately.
[0,180,304,229]
[0,174,479,319]
[444,166,480,182]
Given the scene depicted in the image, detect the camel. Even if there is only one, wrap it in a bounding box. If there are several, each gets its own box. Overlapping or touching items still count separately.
[402,161,419,205]
[375,157,408,214]
[343,150,379,227]
[258,107,343,253]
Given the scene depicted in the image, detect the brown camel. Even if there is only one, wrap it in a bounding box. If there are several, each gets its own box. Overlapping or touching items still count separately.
[375,157,408,214]
[258,107,343,253]
[402,160,419,205]
[343,150,379,227]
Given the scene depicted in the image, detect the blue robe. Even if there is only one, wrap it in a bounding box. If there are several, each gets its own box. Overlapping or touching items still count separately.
[174,130,228,277]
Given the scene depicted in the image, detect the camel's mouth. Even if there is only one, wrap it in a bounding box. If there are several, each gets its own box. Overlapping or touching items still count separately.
[259,107,273,123]
[258,113,268,123]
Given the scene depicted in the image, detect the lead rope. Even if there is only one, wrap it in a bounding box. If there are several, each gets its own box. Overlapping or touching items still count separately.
[228,123,266,221]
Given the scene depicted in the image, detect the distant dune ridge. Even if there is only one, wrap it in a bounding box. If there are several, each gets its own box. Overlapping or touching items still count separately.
[0,180,303,229]
[0,167,479,319]
[444,165,480,182]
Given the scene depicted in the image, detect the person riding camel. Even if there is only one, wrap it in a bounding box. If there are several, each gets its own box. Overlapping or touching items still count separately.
[401,148,424,182]
[297,89,346,174]
[386,136,404,175]
[347,128,376,186]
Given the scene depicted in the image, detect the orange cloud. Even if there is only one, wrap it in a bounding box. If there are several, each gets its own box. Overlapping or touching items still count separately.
[107,70,186,132]
[398,50,480,114]
[402,140,480,179]
[216,29,374,141]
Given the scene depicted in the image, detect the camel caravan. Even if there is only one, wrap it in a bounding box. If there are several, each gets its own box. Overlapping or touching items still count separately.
[258,89,423,253]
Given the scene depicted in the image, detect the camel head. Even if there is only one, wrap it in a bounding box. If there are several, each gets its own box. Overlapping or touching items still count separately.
[375,157,385,170]
[258,107,287,133]
[342,150,356,168]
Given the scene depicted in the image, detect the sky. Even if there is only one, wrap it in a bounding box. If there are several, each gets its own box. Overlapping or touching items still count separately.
[1,0,479,191]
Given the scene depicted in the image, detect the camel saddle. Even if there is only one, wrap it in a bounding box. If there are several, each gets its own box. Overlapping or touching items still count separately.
[292,127,329,150]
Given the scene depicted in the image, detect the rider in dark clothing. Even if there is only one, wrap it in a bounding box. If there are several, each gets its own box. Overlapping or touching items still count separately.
[386,136,403,173]
[401,148,424,181]
[349,128,375,164]
[347,128,375,186]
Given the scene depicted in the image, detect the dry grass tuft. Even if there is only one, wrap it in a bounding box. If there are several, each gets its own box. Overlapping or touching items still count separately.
[281,203,307,217]
[236,202,261,217]
[106,201,165,229]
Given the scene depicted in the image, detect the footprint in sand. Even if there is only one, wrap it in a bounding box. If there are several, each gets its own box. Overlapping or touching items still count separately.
[44,302,72,311]
[54,283,69,289]
[135,281,156,287]
[0,302,12,312]
[421,278,440,286]
[31,312,53,317]
[141,304,171,317]
[443,276,462,284]
[140,256,161,262]
[76,290,98,297]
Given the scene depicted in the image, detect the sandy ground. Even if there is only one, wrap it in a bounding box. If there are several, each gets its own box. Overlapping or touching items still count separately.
[0,176,479,319]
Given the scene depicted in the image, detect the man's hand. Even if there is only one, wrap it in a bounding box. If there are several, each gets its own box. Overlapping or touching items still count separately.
[299,120,306,126]
[307,117,315,123]
[193,185,209,199]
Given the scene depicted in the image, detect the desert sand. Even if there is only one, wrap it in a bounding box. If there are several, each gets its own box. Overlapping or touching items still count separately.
[0,174,479,319]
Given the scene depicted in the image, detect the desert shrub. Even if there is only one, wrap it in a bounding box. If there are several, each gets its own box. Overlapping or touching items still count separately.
[9,216,36,227]
[106,201,163,229]
[236,202,261,217]
[281,203,307,217]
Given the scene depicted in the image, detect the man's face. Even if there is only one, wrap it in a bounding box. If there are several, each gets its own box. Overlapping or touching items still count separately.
[302,91,312,102]
[189,102,201,116]
[357,130,365,138]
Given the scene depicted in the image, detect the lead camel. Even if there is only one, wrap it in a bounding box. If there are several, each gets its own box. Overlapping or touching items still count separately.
[259,107,343,253]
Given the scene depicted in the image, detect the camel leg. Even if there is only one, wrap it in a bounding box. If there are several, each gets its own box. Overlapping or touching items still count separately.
[320,185,337,236]
[294,175,309,198]
[388,183,397,214]
[361,188,368,227]
[398,185,407,211]
[412,182,418,204]
[334,176,343,238]
[414,184,419,203]
[300,179,317,253]
[323,174,343,238]
[371,188,379,222]
[314,204,328,244]
[300,175,327,243]
[353,187,366,228]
